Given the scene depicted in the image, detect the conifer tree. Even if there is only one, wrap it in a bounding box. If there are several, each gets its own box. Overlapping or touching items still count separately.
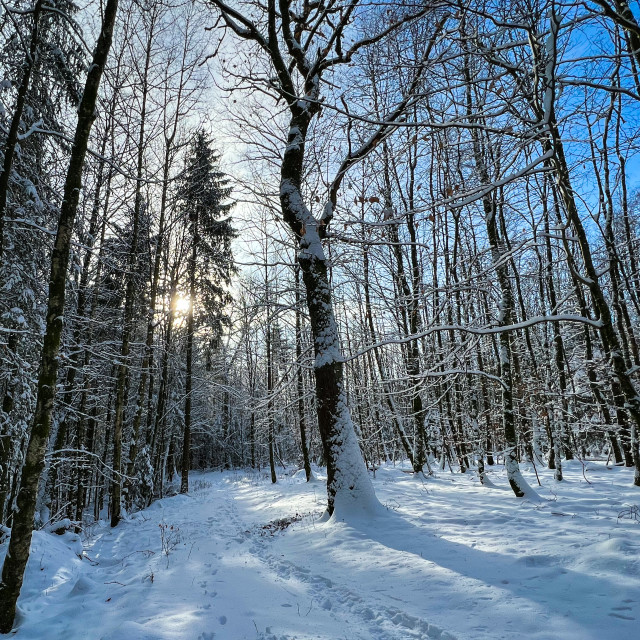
[178,131,235,493]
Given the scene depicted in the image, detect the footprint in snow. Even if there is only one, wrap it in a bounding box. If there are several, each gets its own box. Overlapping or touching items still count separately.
[360,607,375,621]
[609,604,635,620]
[609,612,635,620]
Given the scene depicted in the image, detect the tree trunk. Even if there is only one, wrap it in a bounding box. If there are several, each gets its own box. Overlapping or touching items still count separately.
[362,238,416,468]
[274,66,378,514]
[126,9,180,499]
[0,0,44,262]
[45,120,112,519]
[463,43,528,496]
[542,12,640,484]
[150,286,176,503]
[110,17,154,525]
[0,0,119,629]
[181,242,196,494]
[295,263,311,481]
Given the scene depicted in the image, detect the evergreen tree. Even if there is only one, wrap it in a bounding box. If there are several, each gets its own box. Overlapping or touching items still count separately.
[178,131,235,493]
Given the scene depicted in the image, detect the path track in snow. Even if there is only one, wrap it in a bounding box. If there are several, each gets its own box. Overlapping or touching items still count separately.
[244,518,451,640]
[5,462,640,639]
[197,479,452,639]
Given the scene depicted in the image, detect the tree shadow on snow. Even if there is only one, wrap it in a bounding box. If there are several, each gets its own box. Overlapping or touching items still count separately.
[329,506,639,636]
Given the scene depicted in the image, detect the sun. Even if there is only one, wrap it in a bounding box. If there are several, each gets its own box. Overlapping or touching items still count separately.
[173,293,191,315]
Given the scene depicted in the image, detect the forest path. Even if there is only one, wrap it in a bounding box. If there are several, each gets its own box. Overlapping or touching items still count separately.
[5,461,640,639]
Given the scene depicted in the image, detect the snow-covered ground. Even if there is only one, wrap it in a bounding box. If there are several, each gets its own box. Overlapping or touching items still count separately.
[1,460,639,639]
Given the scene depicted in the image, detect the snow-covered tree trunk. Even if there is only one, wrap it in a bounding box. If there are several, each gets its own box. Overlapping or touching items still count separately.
[209,0,434,515]
[281,112,378,517]
[486,209,529,498]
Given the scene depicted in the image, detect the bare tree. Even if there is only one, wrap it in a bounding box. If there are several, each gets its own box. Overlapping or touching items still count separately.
[208,0,446,516]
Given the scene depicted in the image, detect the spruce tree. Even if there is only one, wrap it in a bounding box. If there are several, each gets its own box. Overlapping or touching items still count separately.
[178,131,235,493]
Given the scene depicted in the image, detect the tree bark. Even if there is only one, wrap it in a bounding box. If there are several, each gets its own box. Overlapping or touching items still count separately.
[295,263,312,481]
[0,0,44,262]
[0,0,119,629]
[180,241,196,494]
[280,104,378,515]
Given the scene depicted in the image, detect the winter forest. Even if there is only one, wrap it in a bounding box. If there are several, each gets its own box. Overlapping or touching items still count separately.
[1,0,640,637]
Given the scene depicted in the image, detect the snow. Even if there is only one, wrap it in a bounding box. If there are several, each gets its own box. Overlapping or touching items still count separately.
[325,387,383,521]
[311,312,342,368]
[2,460,639,639]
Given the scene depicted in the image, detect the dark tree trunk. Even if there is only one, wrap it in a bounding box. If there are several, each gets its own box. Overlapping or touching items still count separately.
[45,123,111,518]
[278,89,378,514]
[0,0,44,262]
[546,99,640,485]
[181,241,197,495]
[295,264,312,481]
[0,0,119,629]
[150,287,176,502]
[265,262,277,485]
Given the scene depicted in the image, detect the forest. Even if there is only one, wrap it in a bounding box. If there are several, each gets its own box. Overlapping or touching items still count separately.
[1,0,640,637]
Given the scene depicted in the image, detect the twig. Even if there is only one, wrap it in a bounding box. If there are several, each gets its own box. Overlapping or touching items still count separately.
[530,456,542,486]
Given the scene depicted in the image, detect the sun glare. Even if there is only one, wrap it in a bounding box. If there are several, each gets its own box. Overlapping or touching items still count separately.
[173,294,191,315]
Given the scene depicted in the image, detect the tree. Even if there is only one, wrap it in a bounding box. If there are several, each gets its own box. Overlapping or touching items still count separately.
[177,131,235,494]
[0,0,120,630]
[0,0,83,262]
[208,0,444,517]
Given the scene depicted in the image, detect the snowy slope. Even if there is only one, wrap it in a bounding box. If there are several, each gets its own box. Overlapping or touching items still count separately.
[1,460,639,639]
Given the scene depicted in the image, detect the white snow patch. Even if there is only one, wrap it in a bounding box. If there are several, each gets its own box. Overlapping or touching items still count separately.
[1,461,639,639]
